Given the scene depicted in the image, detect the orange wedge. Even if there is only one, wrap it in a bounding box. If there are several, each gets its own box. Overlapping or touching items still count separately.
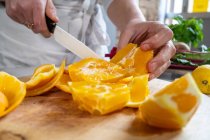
[69,81,130,115]
[68,58,127,82]
[0,72,26,117]
[137,73,201,129]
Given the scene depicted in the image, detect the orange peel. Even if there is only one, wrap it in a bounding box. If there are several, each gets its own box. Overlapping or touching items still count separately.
[26,60,65,97]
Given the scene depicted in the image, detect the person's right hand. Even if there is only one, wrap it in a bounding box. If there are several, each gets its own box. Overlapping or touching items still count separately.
[5,0,59,37]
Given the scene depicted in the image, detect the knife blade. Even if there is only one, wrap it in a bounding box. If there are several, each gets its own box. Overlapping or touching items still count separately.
[46,16,100,59]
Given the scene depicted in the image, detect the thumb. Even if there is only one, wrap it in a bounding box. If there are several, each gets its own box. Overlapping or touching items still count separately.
[46,0,59,22]
[117,29,133,51]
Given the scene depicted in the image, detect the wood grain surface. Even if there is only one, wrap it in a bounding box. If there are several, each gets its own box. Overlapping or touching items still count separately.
[0,79,210,140]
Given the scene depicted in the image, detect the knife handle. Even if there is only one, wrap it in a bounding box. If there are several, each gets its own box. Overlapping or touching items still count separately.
[46,15,56,33]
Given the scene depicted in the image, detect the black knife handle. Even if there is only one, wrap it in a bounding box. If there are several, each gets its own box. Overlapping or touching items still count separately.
[46,15,56,33]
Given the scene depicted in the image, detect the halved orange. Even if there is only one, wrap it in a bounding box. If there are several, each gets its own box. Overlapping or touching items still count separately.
[137,73,201,129]
[0,72,26,117]
[26,60,65,97]
[26,64,56,89]
[69,81,130,115]
[68,58,127,82]
[55,73,72,94]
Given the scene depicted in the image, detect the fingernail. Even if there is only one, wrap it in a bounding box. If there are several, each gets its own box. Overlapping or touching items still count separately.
[141,44,150,51]
[149,62,157,72]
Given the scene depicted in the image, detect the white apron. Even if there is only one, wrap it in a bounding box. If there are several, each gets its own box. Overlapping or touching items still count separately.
[0,0,111,69]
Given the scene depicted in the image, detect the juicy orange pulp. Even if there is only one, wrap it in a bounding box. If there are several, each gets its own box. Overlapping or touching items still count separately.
[68,58,127,82]
[69,81,130,115]
[0,72,26,117]
[111,43,153,76]
[138,73,201,129]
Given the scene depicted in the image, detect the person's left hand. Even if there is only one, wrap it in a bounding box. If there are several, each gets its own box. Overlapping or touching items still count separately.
[118,19,176,80]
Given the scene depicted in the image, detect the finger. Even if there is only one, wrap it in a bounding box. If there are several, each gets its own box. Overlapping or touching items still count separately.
[46,0,59,22]
[149,60,171,80]
[141,27,173,51]
[118,29,134,50]
[148,41,176,73]
[32,0,50,37]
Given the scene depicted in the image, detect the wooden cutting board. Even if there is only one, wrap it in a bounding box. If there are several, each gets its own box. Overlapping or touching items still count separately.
[0,79,210,140]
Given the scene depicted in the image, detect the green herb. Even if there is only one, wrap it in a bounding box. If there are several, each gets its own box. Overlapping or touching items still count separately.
[168,15,204,48]
[171,58,198,66]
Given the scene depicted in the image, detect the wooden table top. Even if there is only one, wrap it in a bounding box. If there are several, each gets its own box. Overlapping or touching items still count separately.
[0,78,210,140]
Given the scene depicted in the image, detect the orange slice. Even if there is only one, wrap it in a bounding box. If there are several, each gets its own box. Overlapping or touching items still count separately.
[137,73,201,129]
[111,43,137,63]
[26,60,65,97]
[55,73,72,94]
[192,65,210,94]
[26,64,56,89]
[0,72,26,117]
[68,58,127,82]
[69,81,130,115]
[111,43,153,76]
[126,74,149,108]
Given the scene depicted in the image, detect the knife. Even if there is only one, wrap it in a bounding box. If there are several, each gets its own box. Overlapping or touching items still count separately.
[45,16,100,59]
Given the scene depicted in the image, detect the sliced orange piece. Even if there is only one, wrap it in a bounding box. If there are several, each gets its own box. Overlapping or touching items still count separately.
[192,65,210,94]
[111,43,137,63]
[26,60,65,97]
[26,64,56,89]
[126,74,149,108]
[68,58,127,82]
[0,72,26,117]
[55,73,72,94]
[69,81,130,115]
[111,43,153,76]
[137,73,201,129]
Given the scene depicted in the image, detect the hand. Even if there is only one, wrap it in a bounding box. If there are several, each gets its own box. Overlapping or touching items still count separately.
[5,0,59,37]
[118,19,176,80]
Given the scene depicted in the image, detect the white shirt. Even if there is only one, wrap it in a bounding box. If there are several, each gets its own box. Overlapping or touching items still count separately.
[0,0,113,69]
